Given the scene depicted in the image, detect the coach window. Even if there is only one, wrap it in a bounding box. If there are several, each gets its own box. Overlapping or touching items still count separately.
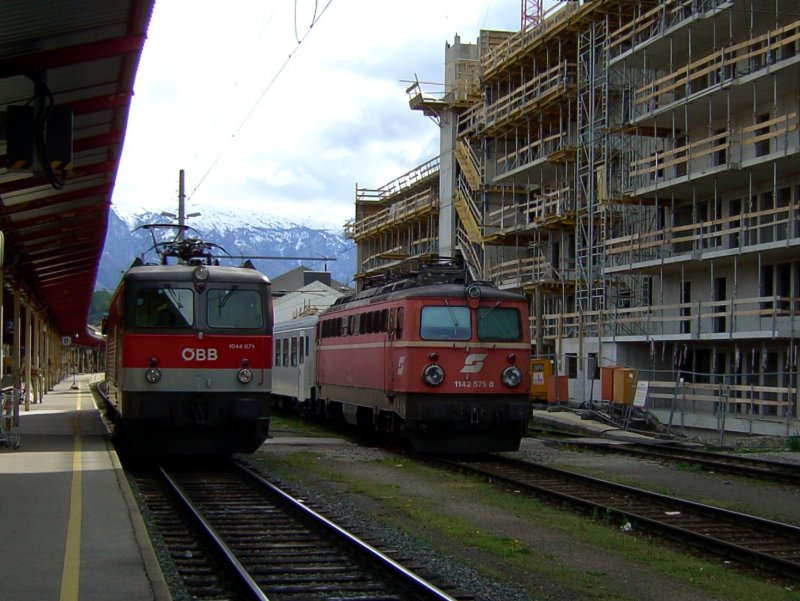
[420,306,471,340]
[477,307,522,341]
[290,337,298,367]
[299,336,305,364]
[135,287,193,328]
[282,338,289,366]
[207,288,263,329]
[275,339,281,367]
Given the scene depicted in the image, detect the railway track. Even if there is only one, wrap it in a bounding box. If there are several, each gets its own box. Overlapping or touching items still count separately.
[132,465,240,599]
[552,439,800,486]
[134,458,466,600]
[437,455,800,582]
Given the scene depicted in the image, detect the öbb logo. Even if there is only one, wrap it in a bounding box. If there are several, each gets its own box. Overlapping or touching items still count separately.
[182,348,218,361]
[460,353,488,374]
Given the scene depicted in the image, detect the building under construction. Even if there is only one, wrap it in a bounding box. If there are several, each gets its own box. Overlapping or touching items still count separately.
[346,0,800,439]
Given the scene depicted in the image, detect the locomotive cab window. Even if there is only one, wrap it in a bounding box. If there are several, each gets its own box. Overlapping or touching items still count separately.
[420,305,471,340]
[207,288,263,329]
[477,306,522,341]
[134,287,193,328]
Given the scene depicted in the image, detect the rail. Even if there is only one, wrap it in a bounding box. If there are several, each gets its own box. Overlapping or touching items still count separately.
[633,18,800,119]
[604,194,800,267]
[494,131,574,177]
[558,440,800,485]
[356,156,439,203]
[454,139,481,190]
[481,2,578,80]
[488,255,565,287]
[455,225,482,281]
[439,455,800,583]
[628,112,798,191]
[639,379,795,421]
[608,0,731,61]
[350,188,439,240]
[453,173,483,241]
[483,61,577,135]
[542,295,800,342]
[153,461,460,601]
[484,184,573,236]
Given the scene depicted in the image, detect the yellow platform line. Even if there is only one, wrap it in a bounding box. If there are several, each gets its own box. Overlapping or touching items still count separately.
[60,392,83,601]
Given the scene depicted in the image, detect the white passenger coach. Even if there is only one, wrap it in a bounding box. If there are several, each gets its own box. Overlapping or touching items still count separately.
[272,315,318,408]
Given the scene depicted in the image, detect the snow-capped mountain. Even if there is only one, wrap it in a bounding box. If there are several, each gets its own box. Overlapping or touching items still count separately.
[97,206,356,291]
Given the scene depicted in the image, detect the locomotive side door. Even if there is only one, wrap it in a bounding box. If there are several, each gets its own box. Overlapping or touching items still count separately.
[384,307,403,400]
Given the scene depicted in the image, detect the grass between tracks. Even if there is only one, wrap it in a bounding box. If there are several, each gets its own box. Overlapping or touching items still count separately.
[254,447,797,601]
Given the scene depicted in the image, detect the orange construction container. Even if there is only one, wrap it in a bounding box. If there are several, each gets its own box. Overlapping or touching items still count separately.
[546,375,568,404]
[529,359,552,401]
[612,368,636,404]
[601,367,617,401]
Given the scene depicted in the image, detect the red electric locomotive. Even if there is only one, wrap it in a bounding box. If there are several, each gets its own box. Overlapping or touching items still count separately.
[103,234,273,455]
[313,266,531,453]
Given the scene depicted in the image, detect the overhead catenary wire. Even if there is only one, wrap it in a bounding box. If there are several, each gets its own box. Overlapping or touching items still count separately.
[188,0,334,201]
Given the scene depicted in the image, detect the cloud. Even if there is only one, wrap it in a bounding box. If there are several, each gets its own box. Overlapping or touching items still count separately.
[114,0,522,229]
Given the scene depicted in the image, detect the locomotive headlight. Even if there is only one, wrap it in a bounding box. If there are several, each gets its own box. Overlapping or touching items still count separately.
[423,364,445,387]
[501,365,522,388]
[237,367,254,384]
[194,265,209,281]
[145,357,161,383]
[145,366,162,384]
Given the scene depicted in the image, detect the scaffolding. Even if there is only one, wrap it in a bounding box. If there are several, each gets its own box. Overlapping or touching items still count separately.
[349,0,800,436]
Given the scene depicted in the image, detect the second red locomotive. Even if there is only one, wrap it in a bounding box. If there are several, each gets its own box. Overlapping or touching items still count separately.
[273,266,531,453]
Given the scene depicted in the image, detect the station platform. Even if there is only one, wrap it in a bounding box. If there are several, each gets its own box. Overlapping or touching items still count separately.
[0,373,170,601]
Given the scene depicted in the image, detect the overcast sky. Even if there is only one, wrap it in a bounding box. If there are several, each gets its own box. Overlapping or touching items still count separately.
[111,0,523,230]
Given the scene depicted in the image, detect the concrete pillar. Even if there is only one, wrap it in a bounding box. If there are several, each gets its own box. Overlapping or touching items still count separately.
[33,313,42,403]
[23,303,31,410]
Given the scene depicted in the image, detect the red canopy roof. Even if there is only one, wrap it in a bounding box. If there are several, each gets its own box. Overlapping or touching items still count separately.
[0,0,155,345]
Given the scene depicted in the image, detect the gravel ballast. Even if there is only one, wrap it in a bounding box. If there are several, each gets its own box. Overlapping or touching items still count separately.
[242,428,800,601]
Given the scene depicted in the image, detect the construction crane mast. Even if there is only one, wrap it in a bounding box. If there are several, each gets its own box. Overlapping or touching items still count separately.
[521,0,543,31]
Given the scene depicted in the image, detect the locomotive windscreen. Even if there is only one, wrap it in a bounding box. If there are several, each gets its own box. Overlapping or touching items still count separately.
[477,307,522,341]
[420,305,523,342]
[420,306,471,340]
[207,288,264,329]
[135,287,194,328]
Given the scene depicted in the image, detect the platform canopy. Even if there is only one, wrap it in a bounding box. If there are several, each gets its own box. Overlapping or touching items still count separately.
[0,0,155,344]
